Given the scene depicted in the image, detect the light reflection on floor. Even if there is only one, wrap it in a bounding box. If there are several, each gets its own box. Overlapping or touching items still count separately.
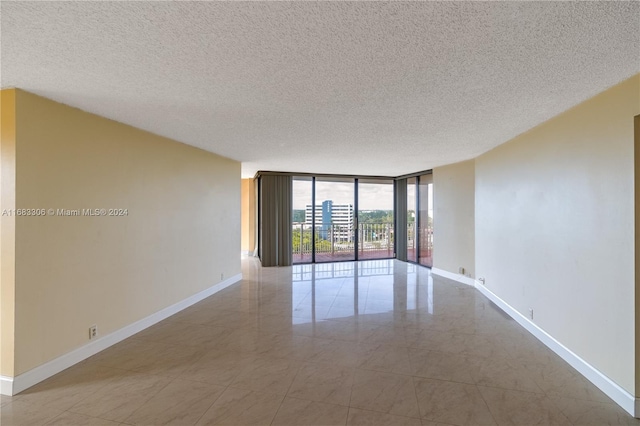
[290,260,433,324]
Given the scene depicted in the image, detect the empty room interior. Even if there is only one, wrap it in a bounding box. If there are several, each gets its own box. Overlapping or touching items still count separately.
[1,2,640,426]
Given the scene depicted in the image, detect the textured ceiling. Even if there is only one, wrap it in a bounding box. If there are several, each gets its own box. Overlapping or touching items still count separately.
[1,2,639,178]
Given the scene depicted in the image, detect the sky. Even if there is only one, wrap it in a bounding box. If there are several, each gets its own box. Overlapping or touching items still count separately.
[292,180,394,210]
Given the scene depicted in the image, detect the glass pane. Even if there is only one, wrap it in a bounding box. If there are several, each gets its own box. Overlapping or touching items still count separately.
[315,178,355,262]
[418,174,433,267]
[292,177,312,264]
[358,179,394,260]
[407,177,417,262]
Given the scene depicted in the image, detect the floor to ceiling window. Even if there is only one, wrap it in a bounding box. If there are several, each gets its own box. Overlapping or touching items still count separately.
[314,177,356,262]
[292,177,313,264]
[265,171,431,267]
[290,176,397,264]
[418,173,433,267]
[358,179,394,260]
[403,173,433,267]
[407,177,417,262]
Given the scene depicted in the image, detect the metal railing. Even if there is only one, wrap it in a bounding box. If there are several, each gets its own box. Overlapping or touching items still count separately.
[292,222,395,258]
[407,222,433,263]
[293,223,432,256]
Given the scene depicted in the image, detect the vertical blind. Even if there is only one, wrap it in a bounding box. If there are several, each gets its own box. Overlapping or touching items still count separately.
[259,175,292,267]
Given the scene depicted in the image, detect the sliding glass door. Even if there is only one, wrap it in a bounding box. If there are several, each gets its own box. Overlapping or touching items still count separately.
[314,177,356,262]
[418,174,433,267]
[407,177,417,262]
[291,176,396,264]
[358,179,394,260]
[403,173,433,268]
[292,177,313,264]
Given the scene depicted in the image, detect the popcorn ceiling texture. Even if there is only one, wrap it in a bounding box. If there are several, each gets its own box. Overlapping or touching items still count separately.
[1,2,639,177]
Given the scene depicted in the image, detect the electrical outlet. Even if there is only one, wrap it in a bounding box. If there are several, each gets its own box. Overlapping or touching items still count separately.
[221,273,224,281]
[89,325,98,340]
[478,277,485,285]
[529,308,534,320]
[458,267,465,275]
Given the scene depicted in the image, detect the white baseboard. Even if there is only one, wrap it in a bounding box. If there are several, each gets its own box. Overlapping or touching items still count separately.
[430,268,639,418]
[2,273,242,396]
[0,376,13,396]
[431,267,476,287]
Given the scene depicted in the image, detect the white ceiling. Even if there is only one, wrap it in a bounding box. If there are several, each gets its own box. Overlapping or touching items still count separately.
[1,2,639,178]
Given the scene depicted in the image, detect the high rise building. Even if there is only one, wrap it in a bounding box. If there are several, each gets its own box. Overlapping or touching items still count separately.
[305,201,354,241]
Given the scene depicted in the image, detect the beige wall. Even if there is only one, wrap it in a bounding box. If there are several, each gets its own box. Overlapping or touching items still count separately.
[1,90,17,377]
[9,90,240,376]
[635,114,640,396]
[433,160,475,278]
[475,75,639,394]
[241,178,256,254]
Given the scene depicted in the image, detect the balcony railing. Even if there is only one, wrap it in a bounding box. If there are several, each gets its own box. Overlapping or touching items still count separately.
[292,222,395,261]
[292,222,432,264]
[407,221,433,266]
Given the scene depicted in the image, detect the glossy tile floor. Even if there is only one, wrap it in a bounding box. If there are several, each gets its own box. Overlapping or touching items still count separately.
[2,258,638,426]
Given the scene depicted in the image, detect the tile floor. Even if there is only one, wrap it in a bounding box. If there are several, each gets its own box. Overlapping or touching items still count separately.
[2,258,638,426]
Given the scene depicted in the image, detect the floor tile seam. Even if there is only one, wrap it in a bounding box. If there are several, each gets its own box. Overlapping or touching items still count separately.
[234,356,303,382]
[125,337,244,356]
[199,319,260,330]
[19,405,67,426]
[467,375,547,395]
[64,373,176,420]
[344,403,356,425]
[184,381,230,426]
[406,346,517,363]
[411,376,423,424]
[476,378,546,396]
[348,370,422,420]
[18,367,128,411]
[410,375,483,389]
[0,399,17,408]
[475,383,557,398]
[346,405,424,422]
[225,369,299,399]
[537,395,586,426]
[178,345,221,369]
[482,383,577,425]
[538,389,621,407]
[173,320,257,333]
[55,359,134,377]
[282,363,303,402]
[270,395,351,426]
[268,394,287,426]
[462,382,500,426]
[354,366,417,380]
[343,361,356,413]
[127,335,184,346]
[75,408,134,426]
[287,357,358,369]
[1,398,63,423]
[130,338,225,350]
[348,398,422,420]
[170,374,232,389]
[253,392,286,426]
